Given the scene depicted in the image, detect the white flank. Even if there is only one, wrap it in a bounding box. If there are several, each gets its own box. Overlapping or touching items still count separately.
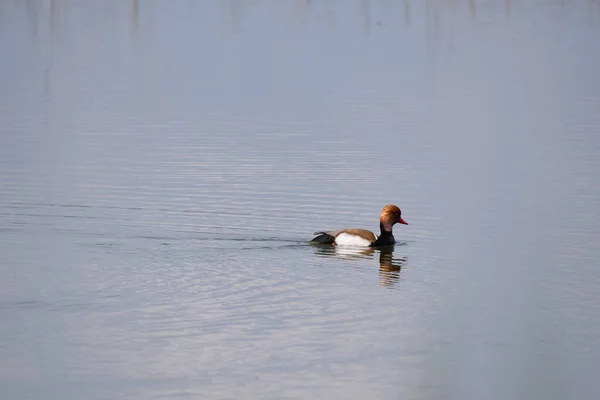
[334,232,372,247]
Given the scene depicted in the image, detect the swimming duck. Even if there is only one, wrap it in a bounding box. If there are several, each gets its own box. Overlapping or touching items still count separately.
[310,204,408,247]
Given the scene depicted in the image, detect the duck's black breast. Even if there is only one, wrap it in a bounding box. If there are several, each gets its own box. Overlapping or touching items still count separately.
[372,232,395,247]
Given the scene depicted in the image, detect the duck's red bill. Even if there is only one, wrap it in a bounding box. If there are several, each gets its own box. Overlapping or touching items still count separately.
[399,217,408,225]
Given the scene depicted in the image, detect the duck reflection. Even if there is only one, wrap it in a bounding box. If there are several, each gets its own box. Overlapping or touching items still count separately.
[377,246,407,287]
[311,244,407,287]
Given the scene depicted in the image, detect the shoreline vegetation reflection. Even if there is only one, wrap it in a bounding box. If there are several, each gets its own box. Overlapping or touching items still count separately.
[4,0,599,43]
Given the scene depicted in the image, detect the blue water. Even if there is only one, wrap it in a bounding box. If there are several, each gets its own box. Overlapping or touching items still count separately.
[1,1,599,399]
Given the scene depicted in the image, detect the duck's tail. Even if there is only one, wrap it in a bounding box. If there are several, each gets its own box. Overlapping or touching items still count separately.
[309,231,338,244]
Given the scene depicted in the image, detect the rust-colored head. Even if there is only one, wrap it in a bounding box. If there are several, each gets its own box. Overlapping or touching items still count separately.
[380,204,408,231]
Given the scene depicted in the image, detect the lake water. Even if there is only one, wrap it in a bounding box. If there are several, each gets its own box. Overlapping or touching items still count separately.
[1,1,600,399]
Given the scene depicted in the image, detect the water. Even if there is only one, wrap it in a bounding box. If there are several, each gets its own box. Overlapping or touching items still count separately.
[1,1,599,399]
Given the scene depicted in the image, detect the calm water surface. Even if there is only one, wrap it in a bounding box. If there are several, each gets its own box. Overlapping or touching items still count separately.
[1,1,600,399]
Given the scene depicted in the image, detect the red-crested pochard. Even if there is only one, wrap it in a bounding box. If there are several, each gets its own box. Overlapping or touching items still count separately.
[310,204,408,247]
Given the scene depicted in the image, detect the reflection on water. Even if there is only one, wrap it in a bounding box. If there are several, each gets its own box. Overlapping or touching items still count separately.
[1,0,600,399]
[8,0,600,42]
[312,244,407,287]
[378,248,406,287]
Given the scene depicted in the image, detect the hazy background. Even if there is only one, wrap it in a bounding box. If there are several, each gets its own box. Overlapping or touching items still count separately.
[1,1,599,399]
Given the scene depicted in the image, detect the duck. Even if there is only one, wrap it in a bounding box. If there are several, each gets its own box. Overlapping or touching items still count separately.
[310,204,408,247]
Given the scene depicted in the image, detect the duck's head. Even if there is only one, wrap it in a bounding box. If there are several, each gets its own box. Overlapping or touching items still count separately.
[380,204,408,231]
